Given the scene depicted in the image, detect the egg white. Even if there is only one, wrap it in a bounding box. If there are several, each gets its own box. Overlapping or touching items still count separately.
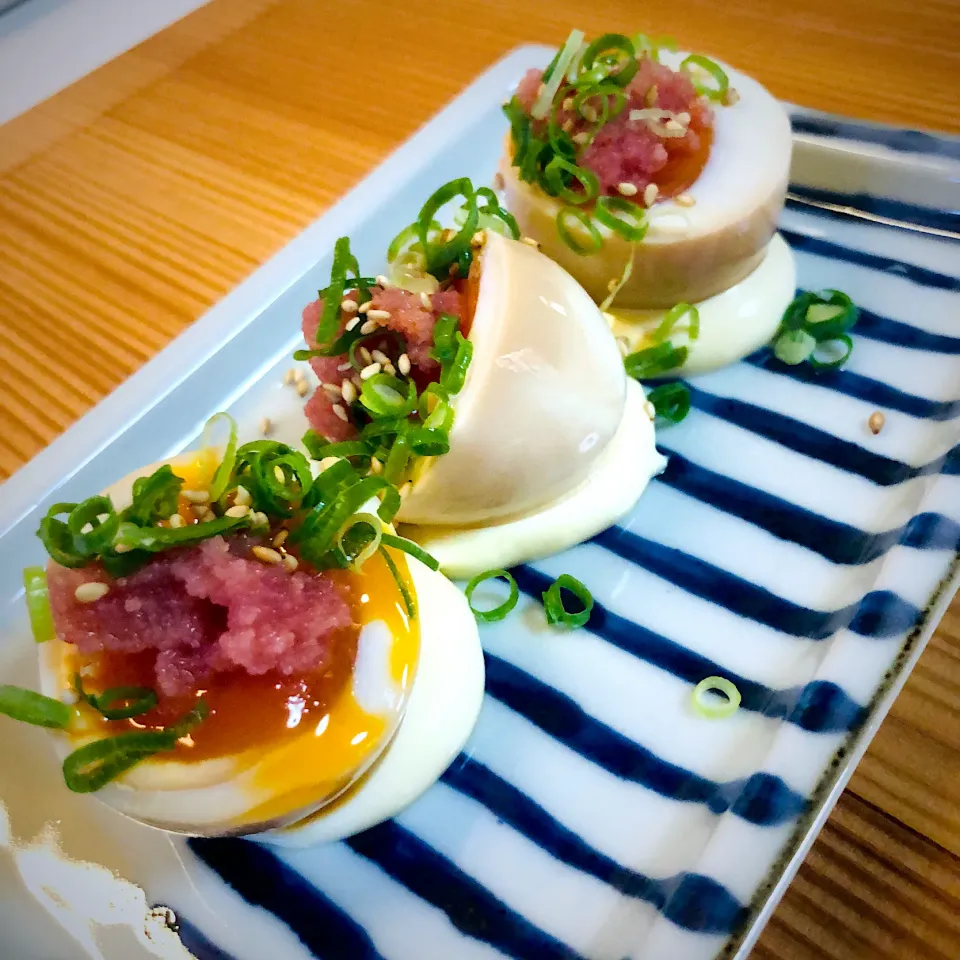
[396,230,627,527]
[606,232,796,376]
[37,454,483,838]
[400,379,665,579]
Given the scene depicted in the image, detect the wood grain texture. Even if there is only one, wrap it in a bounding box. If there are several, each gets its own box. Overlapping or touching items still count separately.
[0,1,957,957]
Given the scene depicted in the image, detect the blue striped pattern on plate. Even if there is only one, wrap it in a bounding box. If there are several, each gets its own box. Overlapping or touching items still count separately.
[178,109,960,960]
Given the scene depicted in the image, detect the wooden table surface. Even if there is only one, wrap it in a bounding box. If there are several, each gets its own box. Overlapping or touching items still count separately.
[1,0,958,956]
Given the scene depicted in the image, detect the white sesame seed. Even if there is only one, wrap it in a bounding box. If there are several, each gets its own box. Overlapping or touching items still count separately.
[168,514,185,529]
[358,300,373,314]
[360,361,382,380]
[323,383,341,397]
[644,400,657,421]
[643,183,659,206]
[398,353,411,375]
[383,362,396,376]
[581,105,598,123]
[645,85,658,107]
[359,346,373,365]
[471,231,485,247]
[234,485,251,506]
[252,546,283,565]
[182,490,209,504]
[341,299,359,313]
[283,554,299,573]
[617,182,638,197]
[75,582,109,603]
[366,309,391,321]
[333,404,349,422]
[318,456,341,472]
[723,87,740,106]
[272,529,289,548]
[114,543,133,554]
[251,511,269,528]
[677,111,691,125]
[562,96,574,111]
[341,379,357,403]
[674,193,696,207]
[520,236,541,248]
[868,411,886,435]
[359,318,379,336]
[337,361,353,372]
[225,504,250,518]
[296,380,309,397]
[283,368,296,385]
[293,367,307,383]
[194,505,213,521]
[664,119,684,133]
[562,118,574,134]
[370,457,383,475]
[420,292,432,309]
[259,417,272,436]
[345,315,361,332]
[371,349,390,365]
[572,132,590,145]
[375,274,390,287]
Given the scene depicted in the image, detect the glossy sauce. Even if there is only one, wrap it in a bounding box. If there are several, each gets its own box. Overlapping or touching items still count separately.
[651,119,713,199]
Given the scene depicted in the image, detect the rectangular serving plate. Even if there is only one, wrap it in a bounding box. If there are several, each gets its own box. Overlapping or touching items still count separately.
[1,46,959,960]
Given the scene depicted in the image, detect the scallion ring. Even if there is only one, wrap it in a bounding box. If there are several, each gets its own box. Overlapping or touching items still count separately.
[38,503,86,568]
[0,684,71,728]
[624,341,688,379]
[67,496,119,557]
[203,412,239,503]
[334,512,383,570]
[652,302,700,343]
[359,373,418,420]
[809,334,854,370]
[408,426,451,457]
[542,574,594,628]
[572,83,626,129]
[439,334,473,395]
[680,55,729,102]
[380,533,440,572]
[23,566,55,644]
[62,730,178,793]
[416,178,479,278]
[91,686,159,721]
[647,382,691,424]
[691,676,741,719]
[543,156,600,205]
[556,207,602,255]
[773,329,817,366]
[464,569,519,623]
[580,33,638,88]
[594,195,648,242]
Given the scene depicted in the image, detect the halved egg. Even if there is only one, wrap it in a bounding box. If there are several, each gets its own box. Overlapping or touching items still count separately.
[37,453,483,838]
[500,53,794,311]
[393,230,663,576]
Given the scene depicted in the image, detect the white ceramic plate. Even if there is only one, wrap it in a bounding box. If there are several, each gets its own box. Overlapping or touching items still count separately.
[1,45,959,960]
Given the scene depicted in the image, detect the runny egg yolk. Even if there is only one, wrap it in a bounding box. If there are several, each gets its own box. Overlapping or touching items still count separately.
[63,452,420,828]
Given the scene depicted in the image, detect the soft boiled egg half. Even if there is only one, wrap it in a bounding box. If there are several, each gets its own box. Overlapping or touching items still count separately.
[500,50,797,376]
[395,229,666,579]
[37,452,483,839]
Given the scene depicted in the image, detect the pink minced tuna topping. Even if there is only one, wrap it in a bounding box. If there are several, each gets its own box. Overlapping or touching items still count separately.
[47,537,354,697]
[515,56,713,198]
[302,285,462,442]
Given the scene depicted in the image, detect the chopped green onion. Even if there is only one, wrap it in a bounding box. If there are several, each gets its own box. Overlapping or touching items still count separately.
[334,512,383,570]
[647,382,691,424]
[380,533,440,572]
[78,678,158,721]
[624,341,688,379]
[203,412,239,503]
[37,503,85,568]
[126,465,183,527]
[557,207,602,255]
[303,435,373,463]
[387,220,441,263]
[417,179,479,278]
[439,334,473,394]
[360,373,418,420]
[167,698,209,739]
[315,236,362,347]
[408,426,451,457]
[67,496,119,557]
[532,29,585,119]
[631,33,676,63]
[809,334,855,370]
[691,676,741,719]
[0,685,70,728]
[379,545,416,619]
[652,302,700,344]
[430,314,460,364]
[23,567,55,644]
[594,195,648,242]
[62,730,177,793]
[680,55,729,102]
[464,569,519,623]
[475,187,520,239]
[544,156,599,205]
[774,329,817,365]
[580,33,638,88]
[382,429,412,484]
[572,83,626,129]
[542,574,594,629]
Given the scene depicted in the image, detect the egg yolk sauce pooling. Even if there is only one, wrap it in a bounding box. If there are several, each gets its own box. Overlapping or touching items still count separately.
[499,30,795,378]
[296,178,664,578]
[3,420,482,837]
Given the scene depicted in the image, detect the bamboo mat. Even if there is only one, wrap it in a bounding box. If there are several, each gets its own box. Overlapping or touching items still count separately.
[0,0,958,956]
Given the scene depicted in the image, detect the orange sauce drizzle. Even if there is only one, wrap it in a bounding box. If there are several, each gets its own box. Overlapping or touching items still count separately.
[651,118,713,199]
